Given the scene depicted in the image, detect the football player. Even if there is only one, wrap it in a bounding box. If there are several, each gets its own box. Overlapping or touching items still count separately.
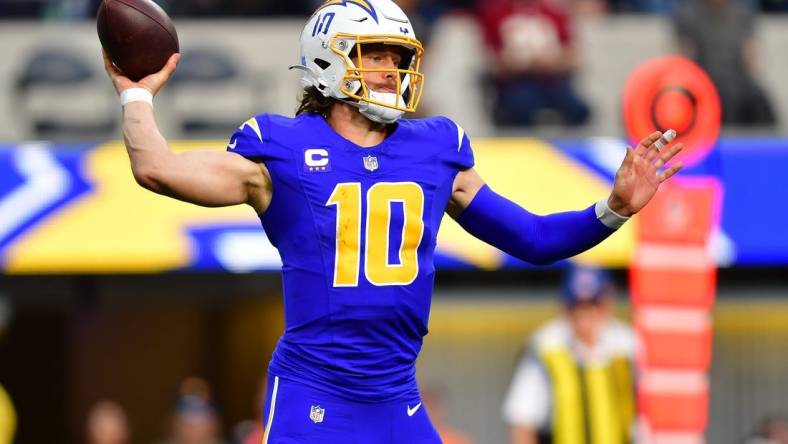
[103,0,682,442]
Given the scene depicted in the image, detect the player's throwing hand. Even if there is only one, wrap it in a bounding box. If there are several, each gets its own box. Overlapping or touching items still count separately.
[102,49,180,97]
[607,130,684,217]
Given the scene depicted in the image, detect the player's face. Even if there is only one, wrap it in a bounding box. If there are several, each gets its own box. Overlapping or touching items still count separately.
[353,44,404,94]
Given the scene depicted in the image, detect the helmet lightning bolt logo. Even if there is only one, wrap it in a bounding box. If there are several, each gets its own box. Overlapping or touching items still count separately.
[317,0,378,23]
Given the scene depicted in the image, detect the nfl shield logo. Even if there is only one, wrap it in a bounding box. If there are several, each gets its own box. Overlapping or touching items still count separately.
[309,405,325,424]
[363,155,379,172]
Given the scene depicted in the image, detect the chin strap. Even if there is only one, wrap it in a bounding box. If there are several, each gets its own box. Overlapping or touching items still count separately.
[358,91,405,124]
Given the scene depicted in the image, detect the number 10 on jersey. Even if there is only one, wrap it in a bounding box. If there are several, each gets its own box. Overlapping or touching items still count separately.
[327,182,425,287]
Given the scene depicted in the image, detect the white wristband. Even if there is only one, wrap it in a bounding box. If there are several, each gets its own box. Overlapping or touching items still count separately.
[120,88,153,107]
[595,198,630,230]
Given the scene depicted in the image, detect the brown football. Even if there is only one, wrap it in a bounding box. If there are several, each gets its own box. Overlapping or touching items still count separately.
[97,0,179,81]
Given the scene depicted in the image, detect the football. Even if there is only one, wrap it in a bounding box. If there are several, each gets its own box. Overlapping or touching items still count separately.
[97,0,179,81]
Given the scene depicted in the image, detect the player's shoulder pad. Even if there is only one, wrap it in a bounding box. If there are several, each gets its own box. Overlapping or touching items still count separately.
[227,114,270,151]
[402,116,474,169]
[405,116,468,151]
[439,116,469,153]
[253,113,319,147]
[227,113,308,159]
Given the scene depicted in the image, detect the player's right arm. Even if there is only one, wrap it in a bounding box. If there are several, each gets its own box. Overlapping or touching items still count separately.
[449,130,682,265]
[103,51,272,213]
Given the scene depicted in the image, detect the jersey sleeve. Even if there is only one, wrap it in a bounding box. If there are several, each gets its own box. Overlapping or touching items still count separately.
[226,114,270,161]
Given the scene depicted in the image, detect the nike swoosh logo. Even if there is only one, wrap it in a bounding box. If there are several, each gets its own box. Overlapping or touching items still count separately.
[407,402,422,417]
[228,138,237,149]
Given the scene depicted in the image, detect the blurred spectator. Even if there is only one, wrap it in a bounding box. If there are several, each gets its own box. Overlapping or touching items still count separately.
[0,386,13,444]
[86,400,130,444]
[568,0,609,16]
[746,415,788,444]
[502,267,635,444]
[674,0,777,127]
[568,0,677,15]
[0,0,315,18]
[608,0,675,13]
[158,377,226,444]
[0,296,15,444]
[422,386,475,444]
[2,0,783,18]
[476,0,591,127]
[167,0,314,17]
[759,0,788,11]
[0,0,53,18]
[235,376,266,444]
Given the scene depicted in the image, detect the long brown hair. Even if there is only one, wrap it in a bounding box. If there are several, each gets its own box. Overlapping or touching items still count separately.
[296,86,336,117]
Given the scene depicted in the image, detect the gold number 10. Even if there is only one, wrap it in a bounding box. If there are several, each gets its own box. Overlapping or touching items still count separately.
[327,182,425,287]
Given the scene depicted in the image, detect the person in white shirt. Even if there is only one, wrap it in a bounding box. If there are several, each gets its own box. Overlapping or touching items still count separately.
[502,267,636,444]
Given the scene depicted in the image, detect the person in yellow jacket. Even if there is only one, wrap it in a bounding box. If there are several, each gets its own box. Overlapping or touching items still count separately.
[0,296,16,444]
[502,267,636,444]
[0,385,15,444]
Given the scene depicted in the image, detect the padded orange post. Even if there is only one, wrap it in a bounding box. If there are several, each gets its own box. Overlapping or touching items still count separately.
[625,55,723,444]
[631,178,723,442]
[640,388,709,431]
[630,258,716,309]
[635,320,713,370]
[635,179,721,245]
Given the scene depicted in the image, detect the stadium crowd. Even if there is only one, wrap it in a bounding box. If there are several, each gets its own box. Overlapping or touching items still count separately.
[3,0,788,19]
[1,0,781,134]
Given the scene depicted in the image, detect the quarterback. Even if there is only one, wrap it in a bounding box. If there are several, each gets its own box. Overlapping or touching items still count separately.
[103,0,682,442]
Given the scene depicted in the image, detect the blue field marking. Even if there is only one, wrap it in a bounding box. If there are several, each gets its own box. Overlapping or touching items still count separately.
[552,138,788,266]
[0,144,93,265]
[181,223,283,272]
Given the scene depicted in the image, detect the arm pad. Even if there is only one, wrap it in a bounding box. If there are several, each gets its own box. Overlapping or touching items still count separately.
[456,185,616,265]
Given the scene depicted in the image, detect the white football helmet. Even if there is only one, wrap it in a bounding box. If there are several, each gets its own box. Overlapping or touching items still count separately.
[292,0,425,124]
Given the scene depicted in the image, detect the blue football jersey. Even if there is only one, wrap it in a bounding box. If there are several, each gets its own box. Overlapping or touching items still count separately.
[227,112,474,402]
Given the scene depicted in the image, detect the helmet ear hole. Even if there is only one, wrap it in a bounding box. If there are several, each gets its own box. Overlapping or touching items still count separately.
[313,58,331,71]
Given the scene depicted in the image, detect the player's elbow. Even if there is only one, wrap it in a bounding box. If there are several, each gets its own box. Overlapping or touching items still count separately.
[131,164,165,192]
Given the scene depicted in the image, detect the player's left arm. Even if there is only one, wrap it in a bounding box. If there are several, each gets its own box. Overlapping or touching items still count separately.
[447,131,683,265]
